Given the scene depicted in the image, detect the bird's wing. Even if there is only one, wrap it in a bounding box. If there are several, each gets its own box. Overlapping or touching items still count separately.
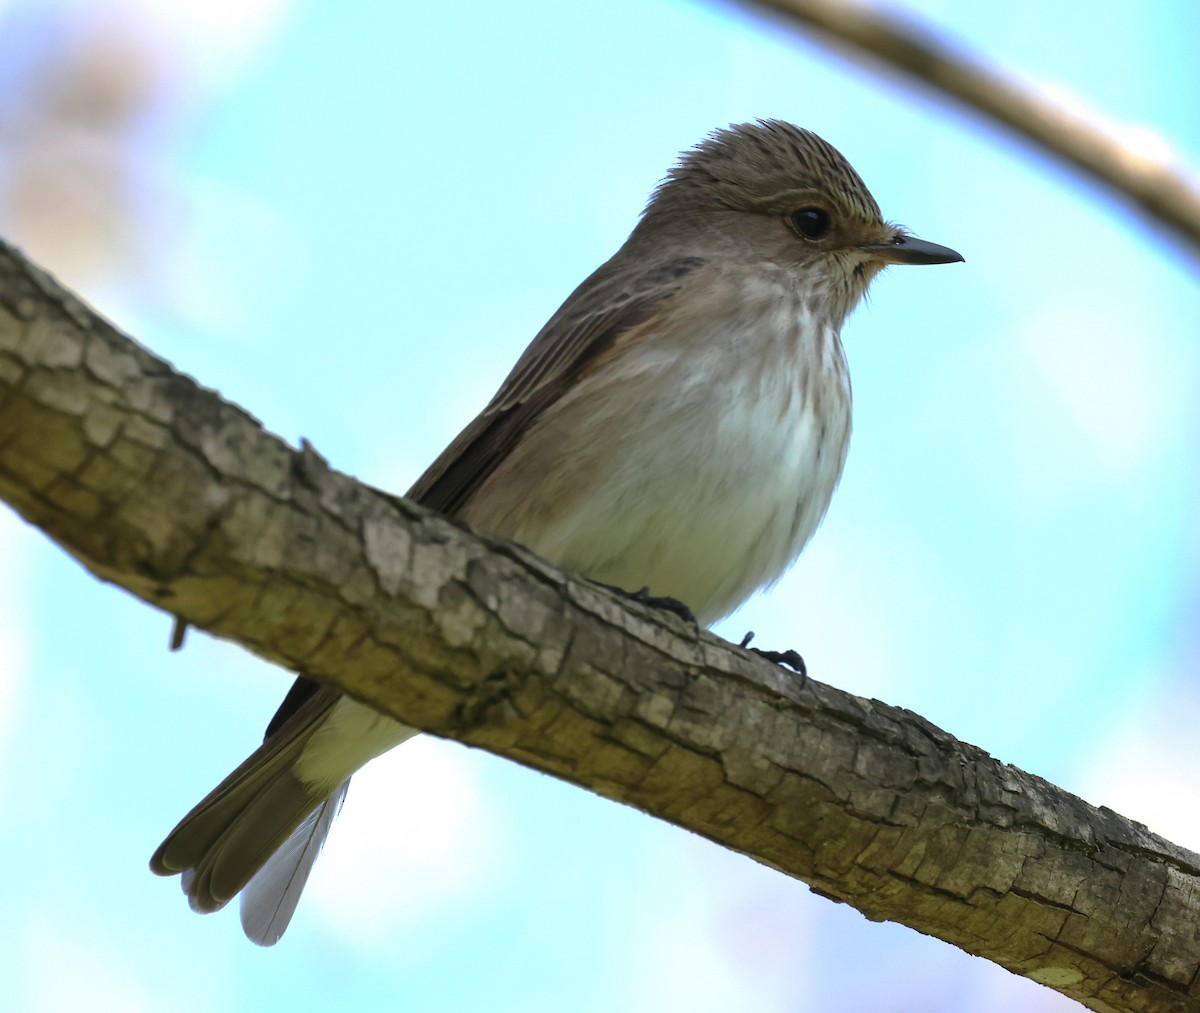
[257,255,707,739]
[258,255,707,742]
[407,254,707,516]
[154,254,709,944]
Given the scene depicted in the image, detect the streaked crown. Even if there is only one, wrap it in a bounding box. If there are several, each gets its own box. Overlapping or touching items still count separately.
[645,120,883,223]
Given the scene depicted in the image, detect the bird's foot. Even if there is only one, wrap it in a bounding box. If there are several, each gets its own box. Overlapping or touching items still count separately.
[739,631,807,686]
[600,583,697,626]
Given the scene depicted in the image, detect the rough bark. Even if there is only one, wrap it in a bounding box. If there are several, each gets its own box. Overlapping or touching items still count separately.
[0,239,1197,1012]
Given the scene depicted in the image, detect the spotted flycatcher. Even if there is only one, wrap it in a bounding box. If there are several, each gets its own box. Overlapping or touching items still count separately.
[151,120,962,943]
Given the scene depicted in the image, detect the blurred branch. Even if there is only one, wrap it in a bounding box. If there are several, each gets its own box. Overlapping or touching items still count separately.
[2,239,1199,1012]
[737,0,1200,260]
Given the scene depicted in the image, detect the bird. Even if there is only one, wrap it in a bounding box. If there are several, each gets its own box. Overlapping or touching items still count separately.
[150,119,962,944]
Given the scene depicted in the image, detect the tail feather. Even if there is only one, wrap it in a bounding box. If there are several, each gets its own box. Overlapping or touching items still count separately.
[178,766,328,913]
[150,686,342,926]
[151,687,417,944]
[151,733,314,891]
[240,781,349,946]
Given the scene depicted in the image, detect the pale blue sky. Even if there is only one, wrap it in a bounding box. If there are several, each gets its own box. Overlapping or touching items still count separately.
[1,1,1198,1011]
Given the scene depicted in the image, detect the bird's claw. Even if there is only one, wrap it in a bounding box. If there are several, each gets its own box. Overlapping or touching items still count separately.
[739,631,807,685]
[601,583,697,625]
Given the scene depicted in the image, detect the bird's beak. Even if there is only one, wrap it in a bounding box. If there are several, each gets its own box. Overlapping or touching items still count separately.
[863,234,964,266]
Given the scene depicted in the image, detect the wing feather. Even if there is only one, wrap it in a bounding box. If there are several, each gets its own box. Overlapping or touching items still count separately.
[408,254,706,515]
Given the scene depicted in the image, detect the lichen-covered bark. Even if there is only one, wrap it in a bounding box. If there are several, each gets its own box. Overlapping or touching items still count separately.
[0,239,1196,1012]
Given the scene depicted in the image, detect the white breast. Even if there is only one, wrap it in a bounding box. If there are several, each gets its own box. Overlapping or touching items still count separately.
[467,269,854,626]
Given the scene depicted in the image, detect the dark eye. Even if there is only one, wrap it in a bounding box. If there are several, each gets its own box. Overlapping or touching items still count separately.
[790,207,832,240]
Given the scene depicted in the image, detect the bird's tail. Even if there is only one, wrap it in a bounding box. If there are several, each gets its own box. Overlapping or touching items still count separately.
[152,684,417,945]
[150,716,342,946]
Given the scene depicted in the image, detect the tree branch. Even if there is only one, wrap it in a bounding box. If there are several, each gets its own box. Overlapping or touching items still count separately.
[734,0,1200,261]
[1,238,1197,1012]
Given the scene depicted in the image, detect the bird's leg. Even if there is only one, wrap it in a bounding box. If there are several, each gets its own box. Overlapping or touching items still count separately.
[739,631,807,685]
[598,583,697,626]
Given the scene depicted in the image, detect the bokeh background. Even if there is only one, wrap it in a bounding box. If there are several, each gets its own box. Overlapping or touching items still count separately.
[1,1,1198,1010]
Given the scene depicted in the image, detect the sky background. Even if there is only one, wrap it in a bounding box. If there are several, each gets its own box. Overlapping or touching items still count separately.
[1,0,1198,1010]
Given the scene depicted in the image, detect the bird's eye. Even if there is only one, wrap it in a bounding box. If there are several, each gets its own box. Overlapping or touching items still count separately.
[790,207,832,240]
